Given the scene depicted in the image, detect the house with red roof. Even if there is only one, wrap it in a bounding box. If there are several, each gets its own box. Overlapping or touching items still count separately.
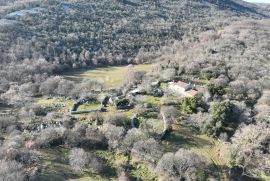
[168,81,198,97]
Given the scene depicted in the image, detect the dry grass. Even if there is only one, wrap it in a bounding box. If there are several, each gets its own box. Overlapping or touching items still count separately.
[63,64,153,88]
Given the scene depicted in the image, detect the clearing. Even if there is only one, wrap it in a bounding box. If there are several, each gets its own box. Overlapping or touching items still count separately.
[63,64,153,89]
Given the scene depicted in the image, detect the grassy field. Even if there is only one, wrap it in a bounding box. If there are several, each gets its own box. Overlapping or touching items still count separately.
[36,97,74,114]
[63,64,153,88]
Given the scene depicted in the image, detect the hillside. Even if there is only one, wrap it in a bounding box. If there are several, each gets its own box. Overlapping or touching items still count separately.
[0,0,268,88]
[0,0,270,181]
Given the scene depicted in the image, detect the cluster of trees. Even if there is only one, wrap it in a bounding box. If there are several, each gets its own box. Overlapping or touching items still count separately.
[0,0,268,105]
[156,148,206,181]
[230,124,270,179]
[0,116,40,181]
[1,75,103,105]
[143,18,270,179]
[0,0,269,180]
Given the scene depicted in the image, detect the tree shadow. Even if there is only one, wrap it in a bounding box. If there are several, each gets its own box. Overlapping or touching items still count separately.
[163,131,214,152]
[205,163,230,181]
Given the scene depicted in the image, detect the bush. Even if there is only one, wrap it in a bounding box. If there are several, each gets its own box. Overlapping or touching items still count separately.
[120,128,147,153]
[34,127,65,148]
[69,148,89,172]
[16,149,39,166]
[207,83,225,97]
[185,112,211,130]
[63,130,79,147]
[69,148,105,174]
[100,124,126,150]
[64,123,108,149]
[105,113,129,127]
[79,127,108,150]
[125,65,146,85]
[160,107,178,131]
[131,138,163,163]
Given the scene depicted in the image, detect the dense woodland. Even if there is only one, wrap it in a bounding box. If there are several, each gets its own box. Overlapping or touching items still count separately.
[0,0,270,181]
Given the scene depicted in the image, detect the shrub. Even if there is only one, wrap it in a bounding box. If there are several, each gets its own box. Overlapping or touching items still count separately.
[39,76,61,96]
[100,124,126,150]
[64,130,81,147]
[69,148,106,174]
[34,127,65,148]
[185,112,211,130]
[131,138,163,163]
[207,83,225,97]
[16,149,39,166]
[79,127,108,150]
[120,128,147,153]
[69,148,89,172]
[104,113,129,127]
[125,66,146,85]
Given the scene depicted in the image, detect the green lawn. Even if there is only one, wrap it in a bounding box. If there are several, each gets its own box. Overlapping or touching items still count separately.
[38,147,76,181]
[63,64,153,89]
[36,97,74,114]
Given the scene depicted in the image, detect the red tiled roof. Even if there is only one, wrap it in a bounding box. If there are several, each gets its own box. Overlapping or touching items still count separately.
[171,81,189,88]
[169,81,198,96]
[185,89,198,96]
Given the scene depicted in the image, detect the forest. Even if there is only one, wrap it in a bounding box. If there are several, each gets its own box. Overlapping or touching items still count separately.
[0,0,270,181]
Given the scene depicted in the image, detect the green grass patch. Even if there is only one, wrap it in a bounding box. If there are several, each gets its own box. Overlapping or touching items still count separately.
[63,64,153,89]
[36,97,74,114]
[38,146,76,181]
[259,171,270,181]
[95,150,129,168]
[130,163,158,181]
[77,103,100,111]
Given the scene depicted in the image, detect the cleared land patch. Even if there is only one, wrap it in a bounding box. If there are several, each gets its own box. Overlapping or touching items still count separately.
[63,64,153,88]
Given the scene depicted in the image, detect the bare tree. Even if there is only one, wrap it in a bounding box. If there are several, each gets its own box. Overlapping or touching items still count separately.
[156,148,205,181]
[69,148,89,172]
[160,107,178,131]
